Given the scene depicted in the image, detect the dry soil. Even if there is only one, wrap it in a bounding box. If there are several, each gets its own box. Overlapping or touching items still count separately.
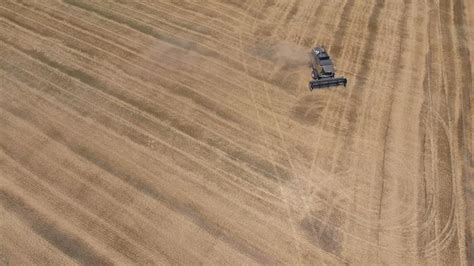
[0,0,472,265]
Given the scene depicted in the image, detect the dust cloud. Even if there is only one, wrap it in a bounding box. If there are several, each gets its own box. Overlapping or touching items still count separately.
[272,41,312,68]
[251,39,311,69]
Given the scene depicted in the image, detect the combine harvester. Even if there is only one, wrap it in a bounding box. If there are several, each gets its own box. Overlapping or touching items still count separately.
[308,47,347,91]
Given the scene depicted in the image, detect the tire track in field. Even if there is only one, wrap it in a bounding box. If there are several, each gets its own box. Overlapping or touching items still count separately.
[288,0,388,260]
[0,140,160,263]
[0,1,470,264]
[303,0,365,180]
[0,7,300,184]
[0,199,77,265]
[1,62,350,264]
[102,0,268,67]
[0,115,199,263]
[5,27,293,181]
[329,0,355,58]
[422,8,445,261]
[217,0,350,260]
[2,1,318,150]
[61,0,282,88]
[2,77,422,260]
[373,1,436,257]
[61,0,244,71]
[329,0,385,193]
[0,188,114,265]
[435,0,466,260]
[317,0,387,259]
[243,0,341,264]
[0,13,291,159]
[0,70,352,264]
[305,0,356,183]
[0,46,288,217]
[0,23,292,179]
[234,1,304,262]
[286,2,341,254]
[451,0,473,261]
[0,135,171,264]
[168,1,255,29]
[0,77,282,218]
[420,0,460,261]
[233,1,347,263]
[370,2,448,256]
[0,52,286,214]
[23,0,304,131]
[0,51,288,216]
[280,1,352,258]
[0,52,294,216]
[288,1,366,259]
[0,37,293,194]
[114,1,257,50]
[0,64,287,233]
[82,0,284,97]
[374,0,411,248]
[0,97,277,263]
[11,1,273,101]
[439,0,471,261]
[0,86,277,264]
[398,5,435,255]
[301,2,373,232]
[305,1,360,175]
[0,91,204,264]
[0,69,282,212]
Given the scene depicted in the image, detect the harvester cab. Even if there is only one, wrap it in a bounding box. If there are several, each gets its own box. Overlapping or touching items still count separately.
[309,46,347,90]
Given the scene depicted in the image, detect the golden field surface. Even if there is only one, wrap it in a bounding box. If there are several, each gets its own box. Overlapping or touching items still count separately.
[0,0,473,264]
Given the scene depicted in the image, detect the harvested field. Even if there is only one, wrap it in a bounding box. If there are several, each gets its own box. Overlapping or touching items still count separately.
[0,0,473,264]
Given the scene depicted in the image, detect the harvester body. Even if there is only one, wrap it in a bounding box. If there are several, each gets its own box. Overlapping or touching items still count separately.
[309,47,347,90]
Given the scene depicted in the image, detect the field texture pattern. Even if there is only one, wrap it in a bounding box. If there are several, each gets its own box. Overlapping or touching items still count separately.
[0,0,473,265]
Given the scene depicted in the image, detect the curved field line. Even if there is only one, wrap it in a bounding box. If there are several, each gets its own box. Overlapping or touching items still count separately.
[0,83,303,263]
[0,15,284,156]
[0,4,321,150]
[0,148,170,264]
[0,58,287,210]
[6,2,325,143]
[0,71,292,224]
[0,38,292,190]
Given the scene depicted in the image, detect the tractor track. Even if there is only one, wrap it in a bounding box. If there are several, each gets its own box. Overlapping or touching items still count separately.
[0,1,471,264]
